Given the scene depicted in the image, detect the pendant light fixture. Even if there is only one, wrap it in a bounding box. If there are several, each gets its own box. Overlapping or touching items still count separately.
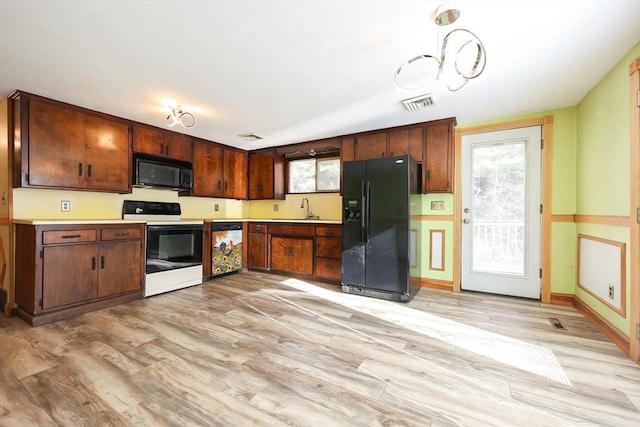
[394,2,486,92]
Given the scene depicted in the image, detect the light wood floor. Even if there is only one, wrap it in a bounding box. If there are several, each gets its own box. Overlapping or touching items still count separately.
[1,271,639,426]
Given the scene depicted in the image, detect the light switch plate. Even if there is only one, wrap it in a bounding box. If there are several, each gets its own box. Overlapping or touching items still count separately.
[431,201,444,210]
[214,204,219,212]
[273,204,279,212]
[61,200,71,212]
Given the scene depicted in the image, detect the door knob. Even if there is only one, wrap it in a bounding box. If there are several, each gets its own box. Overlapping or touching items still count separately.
[463,218,470,224]
[463,208,470,213]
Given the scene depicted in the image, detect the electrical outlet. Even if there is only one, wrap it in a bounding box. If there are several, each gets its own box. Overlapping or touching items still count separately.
[61,200,71,212]
[273,204,279,212]
[214,204,219,212]
[608,284,614,299]
[431,201,444,210]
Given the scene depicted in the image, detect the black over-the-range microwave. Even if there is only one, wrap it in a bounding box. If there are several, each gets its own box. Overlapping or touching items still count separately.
[133,154,193,190]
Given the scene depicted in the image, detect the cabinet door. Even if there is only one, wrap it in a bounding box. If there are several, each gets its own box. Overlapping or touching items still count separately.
[247,233,268,269]
[163,131,193,163]
[133,125,193,162]
[248,151,274,199]
[224,149,248,199]
[42,244,98,310]
[424,123,453,192]
[355,132,387,160]
[28,99,85,188]
[315,258,341,280]
[193,139,224,197]
[315,236,342,258]
[389,128,423,161]
[84,115,131,192]
[271,237,313,275]
[98,240,142,298]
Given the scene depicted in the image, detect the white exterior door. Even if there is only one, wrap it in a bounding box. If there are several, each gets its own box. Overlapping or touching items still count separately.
[461,126,542,298]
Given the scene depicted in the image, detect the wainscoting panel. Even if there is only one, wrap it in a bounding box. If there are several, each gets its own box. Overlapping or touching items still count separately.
[577,234,626,316]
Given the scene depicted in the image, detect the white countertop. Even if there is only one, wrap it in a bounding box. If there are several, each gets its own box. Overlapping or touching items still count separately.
[13,218,342,225]
[13,219,146,225]
[195,218,342,224]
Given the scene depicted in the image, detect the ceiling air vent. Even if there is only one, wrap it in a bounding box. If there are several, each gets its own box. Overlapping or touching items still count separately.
[238,133,263,141]
[401,94,435,112]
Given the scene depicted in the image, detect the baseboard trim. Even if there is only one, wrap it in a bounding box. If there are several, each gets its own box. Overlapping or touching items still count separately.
[414,278,453,291]
[550,292,574,306]
[573,297,630,355]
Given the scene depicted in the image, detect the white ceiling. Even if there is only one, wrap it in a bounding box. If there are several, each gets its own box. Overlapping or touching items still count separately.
[1,1,639,150]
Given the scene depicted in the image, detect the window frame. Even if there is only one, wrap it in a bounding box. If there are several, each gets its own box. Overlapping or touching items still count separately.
[287,155,340,194]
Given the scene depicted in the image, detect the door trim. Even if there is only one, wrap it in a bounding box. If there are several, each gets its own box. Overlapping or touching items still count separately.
[629,57,640,362]
[454,116,553,303]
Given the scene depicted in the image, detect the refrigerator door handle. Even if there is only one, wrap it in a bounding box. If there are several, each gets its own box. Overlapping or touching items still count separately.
[361,181,367,242]
[364,180,371,243]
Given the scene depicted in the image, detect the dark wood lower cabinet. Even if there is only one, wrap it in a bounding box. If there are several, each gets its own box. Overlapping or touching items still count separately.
[247,232,268,270]
[314,226,342,281]
[97,240,142,298]
[14,223,144,326]
[270,236,314,275]
[42,244,98,310]
[246,222,342,282]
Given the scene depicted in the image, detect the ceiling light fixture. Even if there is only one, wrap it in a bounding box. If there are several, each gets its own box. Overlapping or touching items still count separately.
[394,2,486,92]
[238,133,264,141]
[166,105,196,128]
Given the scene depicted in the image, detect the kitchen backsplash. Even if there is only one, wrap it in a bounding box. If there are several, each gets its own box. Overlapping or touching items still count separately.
[12,187,344,220]
[12,187,246,220]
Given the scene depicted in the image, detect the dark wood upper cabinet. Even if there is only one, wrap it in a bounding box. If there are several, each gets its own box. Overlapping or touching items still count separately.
[389,127,423,161]
[423,118,455,193]
[193,139,247,199]
[132,124,193,163]
[248,149,284,200]
[193,139,224,197]
[11,93,131,193]
[224,148,248,199]
[355,132,387,160]
[354,127,423,162]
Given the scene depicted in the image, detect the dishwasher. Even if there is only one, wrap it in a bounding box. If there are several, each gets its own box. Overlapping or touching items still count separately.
[211,222,243,277]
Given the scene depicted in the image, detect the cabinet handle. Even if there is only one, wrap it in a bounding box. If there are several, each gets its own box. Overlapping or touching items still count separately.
[166,145,169,155]
[224,181,228,190]
[87,164,92,177]
[427,169,431,181]
[217,180,222,189]
[114,232,130,237]
[78,163,83,176]
[61,234,82,239]
[100,256,105,269]
[160,143,164,155]
[91,256,96,270]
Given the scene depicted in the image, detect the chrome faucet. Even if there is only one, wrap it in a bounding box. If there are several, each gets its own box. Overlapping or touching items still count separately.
[300,197,315,220]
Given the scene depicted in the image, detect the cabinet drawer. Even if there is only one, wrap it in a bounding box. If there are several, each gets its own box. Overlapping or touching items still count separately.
[315,257,341,280]
[315,225,342,237]
[42,229,97,245]
[269,224,314,236]
[101,227,142,241]
[249,223,268,233]
[315,236,342,259]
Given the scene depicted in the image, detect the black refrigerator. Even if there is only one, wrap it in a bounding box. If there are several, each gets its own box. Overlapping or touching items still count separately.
[342,155,419,302]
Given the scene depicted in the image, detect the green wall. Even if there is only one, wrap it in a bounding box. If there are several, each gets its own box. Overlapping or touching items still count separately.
[418,38,639,338]
[418,107,578,294]
[574,41,640,335]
